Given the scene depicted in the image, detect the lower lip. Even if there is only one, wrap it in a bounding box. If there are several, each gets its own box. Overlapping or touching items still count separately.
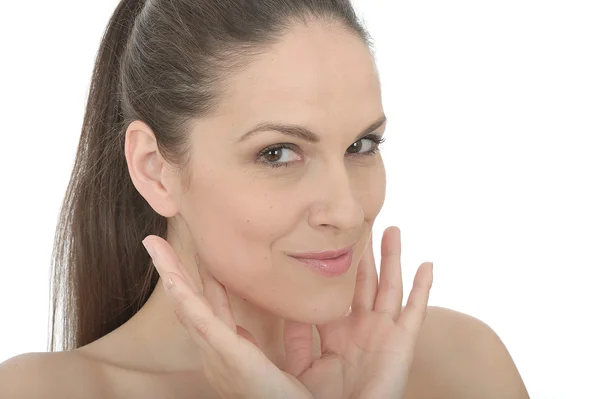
[291,250,353,277]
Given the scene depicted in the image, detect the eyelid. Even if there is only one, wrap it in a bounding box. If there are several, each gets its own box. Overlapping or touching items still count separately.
[361,132,385,141]
[255,142,300,156]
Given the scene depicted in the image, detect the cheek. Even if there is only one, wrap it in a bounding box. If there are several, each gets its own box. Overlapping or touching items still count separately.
[183,176,292,282]
[355,162,386,217]
[178,162,385,323]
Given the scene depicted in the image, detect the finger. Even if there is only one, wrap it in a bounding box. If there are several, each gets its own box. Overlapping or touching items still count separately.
[143,235,200,294]
[179,253,201,295]
[145,237,237,344]
[395,262,433,340]
[283,320,314,377]
[142,237,240,353]
[164,270,243,356]
[373,226,403,319]
[351,231,378,312]
[196,254,237,331]
[236,325,260,348]
[144,238,303,398]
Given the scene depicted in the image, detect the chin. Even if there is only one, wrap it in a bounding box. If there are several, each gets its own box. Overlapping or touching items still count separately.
[299,303,351,325]
[271,285,355,325]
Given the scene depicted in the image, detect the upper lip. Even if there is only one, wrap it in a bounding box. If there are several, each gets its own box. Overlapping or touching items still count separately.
[288,245,354,260]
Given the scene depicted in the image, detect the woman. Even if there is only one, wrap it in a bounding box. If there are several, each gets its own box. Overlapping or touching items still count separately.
[0,0,529,397]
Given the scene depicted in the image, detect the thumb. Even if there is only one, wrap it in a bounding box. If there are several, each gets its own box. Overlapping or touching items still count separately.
[283,320,314,377]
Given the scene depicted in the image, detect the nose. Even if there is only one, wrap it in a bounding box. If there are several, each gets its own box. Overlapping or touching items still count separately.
[307,163,364,232]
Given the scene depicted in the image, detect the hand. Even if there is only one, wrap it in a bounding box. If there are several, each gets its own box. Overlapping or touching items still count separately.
[289,226,433,398]
[142,226,433,399]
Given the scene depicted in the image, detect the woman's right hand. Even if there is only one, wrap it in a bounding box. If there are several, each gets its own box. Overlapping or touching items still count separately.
[142,235,313,399]
[141,227,432,399]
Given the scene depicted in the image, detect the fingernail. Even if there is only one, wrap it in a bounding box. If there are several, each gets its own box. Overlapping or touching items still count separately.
[142,238,157,260]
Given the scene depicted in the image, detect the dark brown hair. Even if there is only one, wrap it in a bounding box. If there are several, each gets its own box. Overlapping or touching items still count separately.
[49,0,373,351]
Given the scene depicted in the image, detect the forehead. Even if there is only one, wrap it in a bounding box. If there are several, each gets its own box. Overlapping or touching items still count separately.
[216,22,383,137]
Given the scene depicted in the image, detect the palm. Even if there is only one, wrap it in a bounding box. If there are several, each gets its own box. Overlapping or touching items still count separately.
[297,315,407,397]
[320,311,405,356]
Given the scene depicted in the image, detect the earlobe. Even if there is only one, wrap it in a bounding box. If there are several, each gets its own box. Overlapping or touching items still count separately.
[124,120,180,217]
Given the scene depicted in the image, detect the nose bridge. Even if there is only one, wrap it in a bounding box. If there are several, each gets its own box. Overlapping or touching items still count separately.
[308,160,364,230]
[324,161,353,202]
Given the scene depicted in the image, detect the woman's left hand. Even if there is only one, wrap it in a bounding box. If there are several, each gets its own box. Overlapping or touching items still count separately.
[283,226,434,398]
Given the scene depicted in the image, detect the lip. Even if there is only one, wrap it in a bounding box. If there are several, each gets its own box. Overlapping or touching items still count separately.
[287,245,354,260]
[288,245,355,277]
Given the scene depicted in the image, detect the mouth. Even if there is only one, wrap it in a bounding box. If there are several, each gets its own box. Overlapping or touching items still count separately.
[287,245,355,277]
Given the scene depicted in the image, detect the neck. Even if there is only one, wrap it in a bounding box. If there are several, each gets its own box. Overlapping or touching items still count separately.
[121,224,319,373]
[126,255,318,373]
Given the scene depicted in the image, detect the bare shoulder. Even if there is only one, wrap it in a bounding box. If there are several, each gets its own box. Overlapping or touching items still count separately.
[405,306,530,399]
[0,350,108,399]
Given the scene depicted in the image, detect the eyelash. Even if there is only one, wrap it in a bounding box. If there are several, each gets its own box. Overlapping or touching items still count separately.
[256,134,386,169]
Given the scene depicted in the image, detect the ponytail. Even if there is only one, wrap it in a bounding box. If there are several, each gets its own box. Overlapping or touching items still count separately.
[48,0,163,351]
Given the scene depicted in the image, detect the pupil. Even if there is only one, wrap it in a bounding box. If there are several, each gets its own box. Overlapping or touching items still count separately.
[266,149,281,162]
[349,141,362,153]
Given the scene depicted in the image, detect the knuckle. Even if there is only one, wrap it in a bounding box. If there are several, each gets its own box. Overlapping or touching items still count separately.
[172,295,191,321]
[190,314,211,336]
[396,320,416,342]
[355,270,369,283]
[413,306,428,324]
[171,294,213,338]
[380,278,397,293]
[173,307,187,325]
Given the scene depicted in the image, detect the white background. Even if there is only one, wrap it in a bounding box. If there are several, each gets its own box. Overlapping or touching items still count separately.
[1,1,598,397]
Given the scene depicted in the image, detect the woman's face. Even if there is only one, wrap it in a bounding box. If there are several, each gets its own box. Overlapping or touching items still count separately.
[180,22,386,324]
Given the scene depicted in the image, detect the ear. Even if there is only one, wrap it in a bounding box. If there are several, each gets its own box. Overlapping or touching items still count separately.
[124,120,180,217]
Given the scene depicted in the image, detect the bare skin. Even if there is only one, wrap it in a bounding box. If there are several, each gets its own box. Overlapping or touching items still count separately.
[0,20,529,398]
[0,305,529,398]
[140,225,434,398]
[0,226,529,398]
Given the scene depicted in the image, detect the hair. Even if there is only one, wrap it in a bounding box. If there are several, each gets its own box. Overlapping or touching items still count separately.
[48,0,373,352]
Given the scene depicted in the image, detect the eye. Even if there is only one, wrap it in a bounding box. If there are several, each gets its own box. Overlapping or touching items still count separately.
[257,144,302,167]
[346,134,385,155]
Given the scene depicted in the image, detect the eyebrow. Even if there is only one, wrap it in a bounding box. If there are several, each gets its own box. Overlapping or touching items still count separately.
[237,114,387,143]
